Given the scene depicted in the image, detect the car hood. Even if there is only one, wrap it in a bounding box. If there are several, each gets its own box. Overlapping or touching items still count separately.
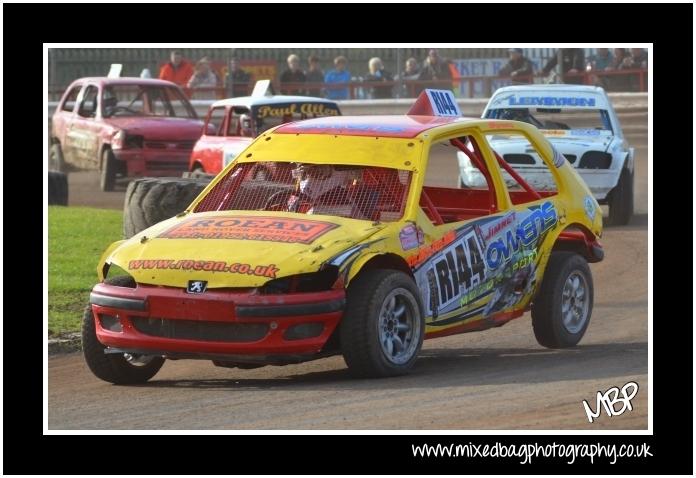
[104,117,205,140]
[107,211,386,288]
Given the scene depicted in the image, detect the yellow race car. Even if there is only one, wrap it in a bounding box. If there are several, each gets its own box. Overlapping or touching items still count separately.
[84,90,604,383]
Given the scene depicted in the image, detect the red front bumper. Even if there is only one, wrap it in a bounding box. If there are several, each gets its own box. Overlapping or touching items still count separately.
[90,282,345,358]
[113,149,192,177]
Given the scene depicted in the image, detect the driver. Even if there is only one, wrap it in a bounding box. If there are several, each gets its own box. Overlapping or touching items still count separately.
[265,163,380,219]
[269,163,355,214]
[500,108,543,128]
[102,87,118,117]
[294,163,354,204]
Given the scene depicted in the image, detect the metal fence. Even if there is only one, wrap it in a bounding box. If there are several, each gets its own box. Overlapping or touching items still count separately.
[48,48,647,101]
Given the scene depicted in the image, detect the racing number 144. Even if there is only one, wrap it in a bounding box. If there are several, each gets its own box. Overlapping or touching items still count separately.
[427,90,460,117]
[434,230,486,307]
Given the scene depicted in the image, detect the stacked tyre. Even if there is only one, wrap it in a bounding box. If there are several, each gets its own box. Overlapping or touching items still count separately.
[123,177,212,238]
[48,171,69,206]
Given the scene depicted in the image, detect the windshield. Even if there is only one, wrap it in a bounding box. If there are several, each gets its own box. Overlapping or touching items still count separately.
[486,108,612,133]
[253,102,340,134]
[194,161,410,222]
[102,84,196,119]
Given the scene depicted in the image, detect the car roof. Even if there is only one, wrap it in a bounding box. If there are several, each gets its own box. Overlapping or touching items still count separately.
[71,77,178,87]
[274,115,487,138]
[211,95,339,109]
[491,84,606,94]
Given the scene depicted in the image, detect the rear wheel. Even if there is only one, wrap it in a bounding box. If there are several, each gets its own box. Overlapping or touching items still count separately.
[607,167,633,226]
[100,148,117,192]
[531,252,593,348]
[340,269,424,378]
[82,276,165,384]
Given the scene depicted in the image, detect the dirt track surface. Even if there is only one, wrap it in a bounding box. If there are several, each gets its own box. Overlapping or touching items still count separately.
[49,134,649,429]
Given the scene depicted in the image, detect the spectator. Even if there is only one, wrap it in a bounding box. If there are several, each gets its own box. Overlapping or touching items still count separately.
[621,48,648,70]
[541,49,585,84]
[158,50,194,88]
[610,48,628,69]
[419,49,452,91]
[187,57,219,98]
[280,54,306,95]
[324,56,351,100]
[619,48,648,91]
[305,54,324,97]
[604,49,631,91]
[402,57,421,80]
[498,48,534,84]
[586,48,614,71]
[225,58,251,97]
[364,57,393,99]
[397,57,421,97]
[586,48,614,89]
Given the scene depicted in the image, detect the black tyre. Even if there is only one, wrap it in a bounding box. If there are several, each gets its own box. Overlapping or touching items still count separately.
[82,276,165,384]
[531,252,593,348]
[123,177,211,238]
[49,143,66,172]
[48,171,69,206]
[607,167,633,226]
[100,148,117,192]
[340,269,425,378]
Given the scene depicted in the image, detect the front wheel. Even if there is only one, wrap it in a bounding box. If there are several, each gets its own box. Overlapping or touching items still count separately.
[340,269,424,378]
[531,252,593,348]
[607,167,634,226]
[100,149,117,192]
[82,276,165,384]
[49,143,66,172]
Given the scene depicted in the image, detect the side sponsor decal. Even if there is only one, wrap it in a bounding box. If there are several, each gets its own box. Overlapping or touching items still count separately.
[412,201,558,325]
[159,216,338,244]
[544,128,603,137]
[399,224,422,251]
[256,103,340,118]
[584,195,596,221]
[406,231,456,267]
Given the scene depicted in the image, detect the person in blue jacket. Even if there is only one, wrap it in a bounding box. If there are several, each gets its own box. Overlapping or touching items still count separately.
[324,56,352,100]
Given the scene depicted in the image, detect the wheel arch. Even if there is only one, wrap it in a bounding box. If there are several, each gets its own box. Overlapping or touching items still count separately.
[552,223,604,263]
[346,252,414,287]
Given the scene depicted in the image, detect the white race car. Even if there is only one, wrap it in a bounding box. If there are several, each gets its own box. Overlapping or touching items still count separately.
[459,85,634,225]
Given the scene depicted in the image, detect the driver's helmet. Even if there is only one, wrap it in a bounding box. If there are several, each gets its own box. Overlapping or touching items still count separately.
[102,88,118,110]
[500,108,529,121]
[292,164,355,200]
[239,114,253,136]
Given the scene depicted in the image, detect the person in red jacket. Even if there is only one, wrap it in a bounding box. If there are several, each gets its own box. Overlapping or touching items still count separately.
[158,50,194,87]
